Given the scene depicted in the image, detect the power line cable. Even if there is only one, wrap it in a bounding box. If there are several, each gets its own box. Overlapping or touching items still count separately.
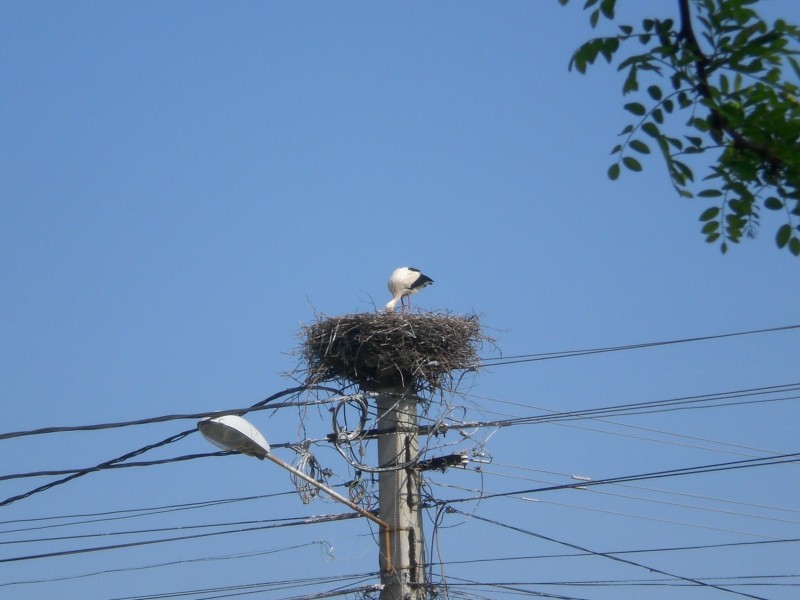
[0,384,344,442]
[443,575,800,590]
[0,386,339,508]
[105,573,381,600]
[447,508,769,600]
[479,461,800,526]
[0,512,360,564]
[478,324,800,367]
[0,428,195,508]
[0,541,333,589]
[433,576,592,600]
[429,536,800,566]
[417,383,800,446]
[0,491,292,530]
[437,451,800,505]
[1,436,327,483]
[0,512,354,548]
[4,326,797,443]
[465,391,793,458]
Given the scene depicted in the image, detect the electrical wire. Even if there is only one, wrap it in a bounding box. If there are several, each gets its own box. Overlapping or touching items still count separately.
[0,541,334,589]
[477,324,800,368]
[446,508,769,600]
[434,575,592,600]
[4,326,796,444]
[2,327,798,597]
[463,390,794,458]
[479,461,800,527]
[0,512,353,548]
[0,386,341,508]
[0,428,196,508]
[426,536,800,565]
[436,451,800,506]
[105,573,381,600]
[0,384,344,442]
[0,491,295,532]
[452,383,800,432]
[0,511,360,564]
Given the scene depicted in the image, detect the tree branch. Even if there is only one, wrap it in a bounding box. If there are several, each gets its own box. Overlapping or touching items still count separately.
[676,0,783,169]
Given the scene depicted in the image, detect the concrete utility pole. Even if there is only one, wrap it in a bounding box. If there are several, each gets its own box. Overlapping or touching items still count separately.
[302,311,484,599]
[377,386,426,600]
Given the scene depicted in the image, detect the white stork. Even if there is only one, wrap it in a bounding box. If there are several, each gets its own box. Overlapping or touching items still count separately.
[386,267,433,313]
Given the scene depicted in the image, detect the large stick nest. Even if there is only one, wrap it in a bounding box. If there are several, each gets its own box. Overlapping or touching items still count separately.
[299,312,490,393]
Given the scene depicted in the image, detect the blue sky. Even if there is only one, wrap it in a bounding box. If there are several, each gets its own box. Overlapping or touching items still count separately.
[2,2,799,599]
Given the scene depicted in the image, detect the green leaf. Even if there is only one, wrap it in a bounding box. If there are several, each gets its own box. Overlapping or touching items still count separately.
[673,160,694,182]
[776,224,792,248]
[698,189,723,198]
[652,108,664,123]
[600,0,615,19]
[642,122,660,138]
[647,85,662,100]
[690,117,709,132]
[570,53,587,74]
[699,206,720,221]
[720,74,729,95]
[624,102,647,115]
[600,37,620,62]
[608,163,621,180]
[622,156,642,172]
[790,237,800,256]
[622,66,639,94]
[763,197,783,210]
[666,136,683,150]
[629,139,651,154]
[622,66,639,96]
[701,221,719,234]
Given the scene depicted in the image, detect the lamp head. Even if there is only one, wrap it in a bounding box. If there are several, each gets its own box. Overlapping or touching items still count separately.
[198,415,270,459]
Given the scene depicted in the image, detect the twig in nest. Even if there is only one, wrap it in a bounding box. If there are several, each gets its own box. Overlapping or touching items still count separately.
[298,312,491,395]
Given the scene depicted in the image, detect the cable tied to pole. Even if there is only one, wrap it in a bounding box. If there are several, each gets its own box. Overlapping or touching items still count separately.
[331,393,370,443]
[289,443,331,505]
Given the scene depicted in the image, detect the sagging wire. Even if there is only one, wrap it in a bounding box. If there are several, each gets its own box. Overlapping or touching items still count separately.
[331,394,370,443]
[331,393,419,474]
[346,471,375,512]
[0,429,196,508]
[329,391,481,475]
[1,384,343,509]
[428,504,451,600]
[290,443,332,505]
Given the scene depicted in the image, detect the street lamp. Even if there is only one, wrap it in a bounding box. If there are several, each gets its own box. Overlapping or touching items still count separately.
[197,414,392,567]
